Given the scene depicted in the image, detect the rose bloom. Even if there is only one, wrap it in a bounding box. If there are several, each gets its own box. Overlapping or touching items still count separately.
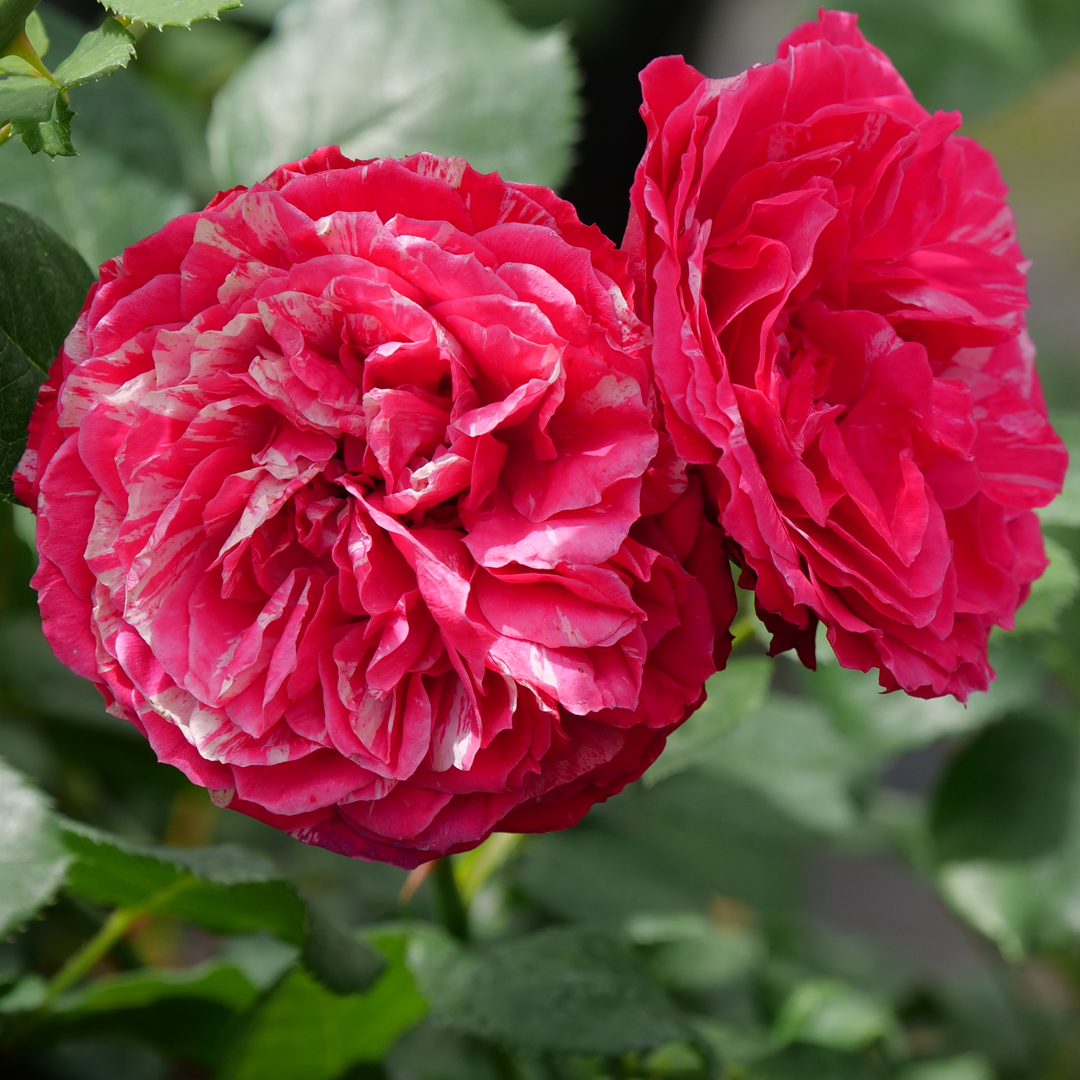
[16,149,728,867]
[625,9,1067,699]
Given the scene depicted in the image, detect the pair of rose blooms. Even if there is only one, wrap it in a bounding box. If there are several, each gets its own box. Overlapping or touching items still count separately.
[16,11,1067,867]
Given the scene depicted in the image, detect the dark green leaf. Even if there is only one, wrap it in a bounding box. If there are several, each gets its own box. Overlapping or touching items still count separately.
[745,1044,880,1080]
[804,649,1026,762]
[302,909,386,996]
[645,658,771,786]
[931,717,1076,862]
[0,0,39,53]
[408,924,687,1054]
[0,755,70,936]
[59,819,308,942]
[517,771,805,927]
[208,0,580,189]
[10,85,73,156]
[52,19,136,89]
[699,695,862,835]
[0,201,91,499]
[0,11,48,74]
[222,931,427,1080]
[40,1037,172,1080]
[105,0,242,29]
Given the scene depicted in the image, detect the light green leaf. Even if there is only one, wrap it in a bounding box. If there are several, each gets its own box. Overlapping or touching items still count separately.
[1038,413,1080,526]
[0,74,57,124]
[627,912,765,992]
[0,201,93,499]
[0,756,70,937]
[897,1054,995,1080]
[773,978,897,1053]
[937,862,1037,962]
[646,658,771,786]
[10,86,73,156]
[53,960,259,1015]
[0,7,192,268]
[408,924,687,1054]
[53,19,136,89]
[105,0,242,29]
[208,0,580,189]
[222,931,427,1080]
[1012,535,1080,633]
[59,819,308,943]
[0,973,47,1013]
[24,8,45,53]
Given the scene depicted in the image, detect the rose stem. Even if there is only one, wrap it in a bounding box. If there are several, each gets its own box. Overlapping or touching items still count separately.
[430,856,470,943]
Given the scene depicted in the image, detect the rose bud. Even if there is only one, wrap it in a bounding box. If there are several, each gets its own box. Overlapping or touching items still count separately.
[624,9,1067,700]
[16,149,729,867]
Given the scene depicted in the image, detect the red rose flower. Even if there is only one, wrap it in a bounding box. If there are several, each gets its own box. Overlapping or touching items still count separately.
[625,9,1067,699]
[17,149,727,867]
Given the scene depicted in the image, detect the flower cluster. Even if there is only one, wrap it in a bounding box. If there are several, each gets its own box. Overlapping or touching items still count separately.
[16,11,1065,864]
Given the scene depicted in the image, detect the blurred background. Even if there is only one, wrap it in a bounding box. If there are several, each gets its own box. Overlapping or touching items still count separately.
[1,1,1080,1078]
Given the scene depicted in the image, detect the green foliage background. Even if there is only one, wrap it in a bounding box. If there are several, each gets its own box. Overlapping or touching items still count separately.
[0,1,1079,1078]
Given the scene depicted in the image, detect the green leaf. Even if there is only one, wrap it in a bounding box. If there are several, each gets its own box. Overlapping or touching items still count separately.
[0,201,92,499]
[0,74,58,123]
[0,755,70,937]
[626,913,764,993]
[804,643,1033,761]
[896,1054,995,1080]
[0,7,192,268]
[1039,413,1080,526]
[937,862,1037,962]
[930,716,1076,862]
[222,931,427,1080]
[24,8,44,54]
[10,86,74,156]
[1012,536,1080,633]
[0,0,39,53]
[59,819,308,942]
[745,1044,880,1080]
[301,909,386,995]
[645,658,771,786]
[698,695,863,835]
[0,973,47,1013]
[0,10,47,73]
[53,960,259,1015]
[694,1019,773,1072]
[208,0,580,189]
[105,0,242,29]
[517,770,806,928]
[52,19,136,89]
[773,978,897,1053]
[408,924,687,1054]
